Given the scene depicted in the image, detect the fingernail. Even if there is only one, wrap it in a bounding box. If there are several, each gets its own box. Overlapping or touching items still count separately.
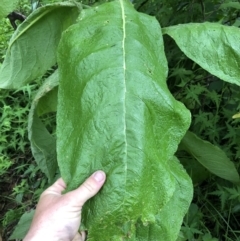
[93,171,105,182]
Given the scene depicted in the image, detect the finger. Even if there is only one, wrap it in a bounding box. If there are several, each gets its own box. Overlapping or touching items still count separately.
[72,232,85,241]
[80,231,86,241]
[42,178,67,196]
[70,170,106,205]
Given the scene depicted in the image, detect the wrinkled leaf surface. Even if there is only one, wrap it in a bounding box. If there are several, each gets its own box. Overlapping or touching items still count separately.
[180,131,239,183]
[57,0,192,240]
[162,23,240,86]
[134,157,192,241]
[0,2,79,89]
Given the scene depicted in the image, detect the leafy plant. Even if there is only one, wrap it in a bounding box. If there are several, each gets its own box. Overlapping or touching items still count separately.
[0,4,48,237]
[56,2,192,240]
[0,2,79,89]
[0,0,240,240]
[0,155,12,176]
[0,1,20,19]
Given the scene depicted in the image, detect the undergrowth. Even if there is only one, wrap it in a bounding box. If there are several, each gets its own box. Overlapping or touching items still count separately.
[0,4,48,239]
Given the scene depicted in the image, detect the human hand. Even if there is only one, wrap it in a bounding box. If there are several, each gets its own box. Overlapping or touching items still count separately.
[24,171,106,241]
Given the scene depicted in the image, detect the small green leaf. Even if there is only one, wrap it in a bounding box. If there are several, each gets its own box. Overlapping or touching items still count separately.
[0,2,80,89]
[9,210,35,240]
[28,70,58,182]
[162,23,240,86]
[0,0,19,19]
[180,131,239,183]
[232,112,240,119]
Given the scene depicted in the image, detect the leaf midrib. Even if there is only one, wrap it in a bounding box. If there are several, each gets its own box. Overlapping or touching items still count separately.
[120,0,128,178]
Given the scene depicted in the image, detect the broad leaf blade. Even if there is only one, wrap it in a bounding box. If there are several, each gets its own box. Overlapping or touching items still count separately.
[9,210,35,240]
[0,0,19,18]
[162,23,240,86]
[180,131,239,182]
[28,70,58,182]
[0,2,79,89]
[134,157,193,241]
[57,0,192,240]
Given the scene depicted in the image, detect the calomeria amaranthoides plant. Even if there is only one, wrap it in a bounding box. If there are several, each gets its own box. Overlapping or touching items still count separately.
[0,0,239,240]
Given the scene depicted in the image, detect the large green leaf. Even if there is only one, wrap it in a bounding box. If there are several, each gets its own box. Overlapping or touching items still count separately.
[28,70,58,182]
[180,131,239,183]
[0,2,79,89]
[0,0,19,18]
[162,23,240,86]
[57,0,192,240]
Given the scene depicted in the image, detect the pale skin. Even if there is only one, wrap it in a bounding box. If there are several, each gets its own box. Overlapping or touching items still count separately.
[24,170,106,241]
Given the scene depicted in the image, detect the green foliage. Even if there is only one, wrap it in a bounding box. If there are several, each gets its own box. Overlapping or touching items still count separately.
[0,155,12,175]
[0,85,45,236]
[0,87,32,161]
[162,22,240,86]
[0,0,19,19]
[57,1,192,239]
[0,2,80,89]
[180,131,239,183]
[0,19,13,62]
[0,1,49,238]
[28,70,58,182]
[9,210,35,239]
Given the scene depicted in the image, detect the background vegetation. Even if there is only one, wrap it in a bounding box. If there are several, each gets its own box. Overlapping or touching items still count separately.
[0,0,240,240]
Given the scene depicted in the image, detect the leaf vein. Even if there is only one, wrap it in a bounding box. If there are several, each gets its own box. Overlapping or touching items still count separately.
[120,0,127,176]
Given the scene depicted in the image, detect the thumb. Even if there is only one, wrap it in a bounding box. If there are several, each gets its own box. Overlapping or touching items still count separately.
[69,170,106,206]
[41,178,66,197]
